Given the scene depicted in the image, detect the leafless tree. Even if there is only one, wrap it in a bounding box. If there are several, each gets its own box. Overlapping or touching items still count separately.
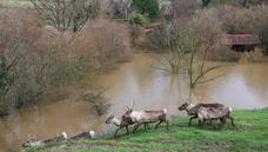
[159,21,223,89]
[31,0,99,32]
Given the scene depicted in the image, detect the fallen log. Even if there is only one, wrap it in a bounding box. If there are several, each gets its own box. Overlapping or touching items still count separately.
[69,131,96,140]
[22,131,95,148]
[22,132,68,148]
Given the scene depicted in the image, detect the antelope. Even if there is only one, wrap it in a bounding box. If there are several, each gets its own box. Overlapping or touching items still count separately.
[178,102,224,126]
[122,107,169,133]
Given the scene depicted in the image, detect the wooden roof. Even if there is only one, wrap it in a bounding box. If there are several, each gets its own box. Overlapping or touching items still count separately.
[221,34,261,45]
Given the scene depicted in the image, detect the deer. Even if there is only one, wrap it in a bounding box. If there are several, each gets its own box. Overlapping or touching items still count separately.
[196,106,235,127]
[122,106,169,133]
[105,114,135,138]
[178,102,225,126]
[105,112,152,138]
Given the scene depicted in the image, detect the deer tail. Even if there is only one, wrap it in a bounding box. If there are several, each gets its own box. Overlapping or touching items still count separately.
[228,107,233,112]
[163,108,168,114]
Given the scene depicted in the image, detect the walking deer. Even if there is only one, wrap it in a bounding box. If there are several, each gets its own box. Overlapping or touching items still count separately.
[122,107,169,133]
[178,102,224,126]
[178,102,235,127]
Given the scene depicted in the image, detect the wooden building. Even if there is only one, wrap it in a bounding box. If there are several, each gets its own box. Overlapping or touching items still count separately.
[221,34,261,52]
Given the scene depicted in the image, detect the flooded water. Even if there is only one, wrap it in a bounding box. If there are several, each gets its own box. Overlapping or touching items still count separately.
[1,53,268,151]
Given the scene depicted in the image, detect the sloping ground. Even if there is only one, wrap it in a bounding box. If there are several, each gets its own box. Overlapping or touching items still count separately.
[22,109,268,152]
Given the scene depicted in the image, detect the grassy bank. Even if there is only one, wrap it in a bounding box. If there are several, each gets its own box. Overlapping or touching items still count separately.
[22,108,268,152]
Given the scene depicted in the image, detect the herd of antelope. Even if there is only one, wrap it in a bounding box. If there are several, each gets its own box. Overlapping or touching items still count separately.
[106,102,235,137]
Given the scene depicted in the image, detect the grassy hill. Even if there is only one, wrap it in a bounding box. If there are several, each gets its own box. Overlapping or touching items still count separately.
[22,108,268,152]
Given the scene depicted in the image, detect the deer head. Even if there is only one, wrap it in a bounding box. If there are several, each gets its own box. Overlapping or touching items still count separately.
[178,102,190,111]
[105,114,115,124]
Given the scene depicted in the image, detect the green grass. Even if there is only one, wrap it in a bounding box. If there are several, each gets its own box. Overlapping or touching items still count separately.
[22,109,268,152]
[0,0,32,8]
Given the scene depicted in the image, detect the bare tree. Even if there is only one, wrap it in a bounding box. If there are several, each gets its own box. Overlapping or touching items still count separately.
[31,0,99,32]
[159,21,223,89]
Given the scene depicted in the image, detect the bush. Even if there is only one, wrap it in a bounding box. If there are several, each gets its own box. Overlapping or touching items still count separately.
[75,19,130,69]
[180,5,268,60]
[132,0,160,20]
[0,9,130,115]
[188,7,225,60]
[147,21,180,51]
[206,0,268,7]
[239,47,264,63]
[129,12,148,26]
[214,48,241,61]
[31,0,100,32]
[173,0,200,17]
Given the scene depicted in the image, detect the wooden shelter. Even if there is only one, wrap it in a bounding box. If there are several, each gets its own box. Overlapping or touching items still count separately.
[221,34,261,51]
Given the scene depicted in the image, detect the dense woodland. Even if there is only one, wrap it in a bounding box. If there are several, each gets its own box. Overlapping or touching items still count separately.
[0,0,268,115]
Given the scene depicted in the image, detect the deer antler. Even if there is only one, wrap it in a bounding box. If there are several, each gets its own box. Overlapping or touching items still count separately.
[125,105,130,111]
[131,98,136,110]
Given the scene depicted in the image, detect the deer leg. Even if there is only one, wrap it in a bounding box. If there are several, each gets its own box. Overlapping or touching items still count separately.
[220,118,226,128]
[147,123,151,130]
[166,120,169,130]
[188,115,197,126]
[229,116,235,127]
[143,123,148,130]
[126,126,129,134]
[209,119,213,125]
[133,124,141,134]
[114,127,122,138]
[198,119,203,127]
[155,120,163,130]
[202,120,206,126]
[145,123,150,130]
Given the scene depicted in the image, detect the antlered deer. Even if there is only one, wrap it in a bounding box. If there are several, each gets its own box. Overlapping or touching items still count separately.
[105,114,135,138]
[178,102,224,126]
[197,106,235,127]
[122,107,169,133]
[178,102,235,127]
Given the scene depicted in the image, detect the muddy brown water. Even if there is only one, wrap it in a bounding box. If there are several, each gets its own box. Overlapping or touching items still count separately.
[1,53,268,151]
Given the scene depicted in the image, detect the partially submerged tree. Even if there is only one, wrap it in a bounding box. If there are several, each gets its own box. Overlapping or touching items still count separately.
[158,16,223,89]
[172,29,223,89]
[31,0,99,32]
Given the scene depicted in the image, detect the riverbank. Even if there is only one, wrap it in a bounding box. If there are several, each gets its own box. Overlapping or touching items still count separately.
[21,108,268,152]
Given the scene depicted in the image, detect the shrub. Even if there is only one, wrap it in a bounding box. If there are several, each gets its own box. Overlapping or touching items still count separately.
[173,0,200,17]
[214,48,241,61]
[188,7,225,60]
[181,5,268,59]
[239,47,264,63]
[0,9,130,115]
[132,0,160,20]
[31,0,100,32]
[129,12,148,26]
[72,19,130,69]
[147,21,180,51]
[207,0,268,7]
[0,9,51,113]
